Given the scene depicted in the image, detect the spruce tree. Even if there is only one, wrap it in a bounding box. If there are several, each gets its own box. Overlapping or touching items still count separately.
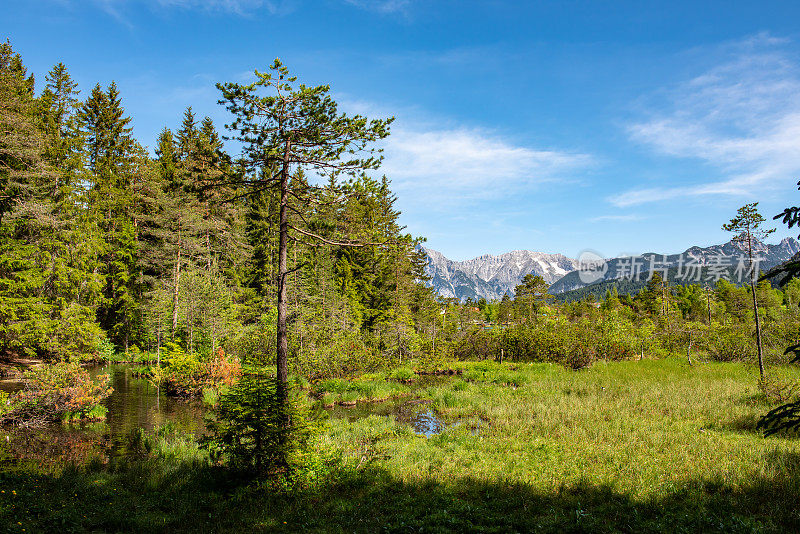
[1,47,104,359]
[0,41,44,225]
[79,82,140,350]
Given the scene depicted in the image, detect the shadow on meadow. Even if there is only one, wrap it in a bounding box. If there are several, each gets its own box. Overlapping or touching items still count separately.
[2,448,800,533]
[722,413,763,434]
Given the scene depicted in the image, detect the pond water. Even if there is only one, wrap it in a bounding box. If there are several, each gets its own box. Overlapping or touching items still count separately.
[0,366,453,466]
[326,398,447,437]
[95,364,205,442]
[0,365,204,464]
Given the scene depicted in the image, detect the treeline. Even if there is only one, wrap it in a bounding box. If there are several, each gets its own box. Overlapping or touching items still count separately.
[436,273,800,368]
[553,265,782,303]
[0,42,440,374]
[5,39,797,381]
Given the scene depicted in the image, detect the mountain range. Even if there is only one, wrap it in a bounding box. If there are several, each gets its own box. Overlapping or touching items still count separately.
[422,237,800,302]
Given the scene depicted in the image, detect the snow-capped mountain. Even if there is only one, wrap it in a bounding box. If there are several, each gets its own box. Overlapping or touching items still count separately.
[422,247,579,302]
[423,237,800,301]
[549,237,800,294]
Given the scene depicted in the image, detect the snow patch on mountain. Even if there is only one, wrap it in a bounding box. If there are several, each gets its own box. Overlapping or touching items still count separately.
[421,247,579,302]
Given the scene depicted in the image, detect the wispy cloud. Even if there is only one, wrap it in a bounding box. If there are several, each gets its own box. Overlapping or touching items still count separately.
[97,0,400,16]
[339,99,592,209]
[88,0,296,19]
[589,214,644,223]
[159,0,296,14]
[614,33,800,207]
[343,0,410,14]
[383,126,591,206]
[92,0,135,27]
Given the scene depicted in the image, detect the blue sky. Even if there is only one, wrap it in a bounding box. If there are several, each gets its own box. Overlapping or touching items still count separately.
[5,0,800,260]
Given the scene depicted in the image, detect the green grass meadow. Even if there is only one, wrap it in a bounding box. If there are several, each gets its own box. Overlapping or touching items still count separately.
[3,357,800,532]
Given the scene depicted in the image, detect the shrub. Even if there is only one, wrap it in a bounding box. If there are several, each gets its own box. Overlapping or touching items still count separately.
[453,327,500,361]
[293,332,384,379]
[203,369,320,478]
[160,344,241,397]
[703,323,754,362]
[96,336,116,361]
[204,348,241,387]
[226,309,278,366]
[596,312,639,360]
[0,361,112,427]
[163,343,201,376]
[563,338,596,370]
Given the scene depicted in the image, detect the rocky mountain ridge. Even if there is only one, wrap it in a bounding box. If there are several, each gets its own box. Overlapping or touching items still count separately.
[422,247,579,301]
[423,237,800,301]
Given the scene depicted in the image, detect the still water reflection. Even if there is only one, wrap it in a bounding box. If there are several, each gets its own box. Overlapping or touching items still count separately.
[0,365,204,464]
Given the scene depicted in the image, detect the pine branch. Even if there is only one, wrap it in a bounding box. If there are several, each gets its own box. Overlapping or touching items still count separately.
[287,224,394,248]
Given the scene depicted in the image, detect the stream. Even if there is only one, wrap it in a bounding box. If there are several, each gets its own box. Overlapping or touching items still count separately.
[0,365,450,465]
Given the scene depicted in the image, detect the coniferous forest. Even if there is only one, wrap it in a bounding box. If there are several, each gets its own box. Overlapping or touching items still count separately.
[1,42,433,373]
[5,24,800,533]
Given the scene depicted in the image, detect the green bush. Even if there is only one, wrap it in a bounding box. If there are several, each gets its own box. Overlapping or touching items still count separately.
[203,368,320,478]
[202,387,219,406]
[595,311,640,360]
[0,361,113,426]
[453,327,500,361]
[96,336,116,361]
[703,323,754,362]
[226,309,277,366]
[163,343,202,376]
[293,332,386,379]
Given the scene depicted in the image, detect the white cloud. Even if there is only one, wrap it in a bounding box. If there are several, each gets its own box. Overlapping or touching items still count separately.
[95,0,401,16]
[339,99,592,208]
[154,0,296,14]
[615,33,800,207]
[89,0,296,18]
[92,0,135,27]
[589,214,644,223]
[383,127,590,205]
[343,0,410,14]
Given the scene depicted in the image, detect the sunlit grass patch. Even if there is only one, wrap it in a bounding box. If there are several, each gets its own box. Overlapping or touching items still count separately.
[314,375,410,405]
[6,358,800,532]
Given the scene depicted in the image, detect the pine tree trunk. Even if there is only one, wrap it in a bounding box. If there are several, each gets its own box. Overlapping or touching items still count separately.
[395,254,401,364]
[748,233,765,380]
[752,279,765,380]
[432,314,436,358]
[293,247,302,361]
[156,313,161,366]
[276,142,291,413]
[206,229,211,270]
[187,280,193,354]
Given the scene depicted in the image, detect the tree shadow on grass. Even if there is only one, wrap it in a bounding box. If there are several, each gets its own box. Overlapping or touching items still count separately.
[722,413,763,434]
[721,413,800,440]
[2,451,800,533]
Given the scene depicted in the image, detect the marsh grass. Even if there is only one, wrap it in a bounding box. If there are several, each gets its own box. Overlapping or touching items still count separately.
[314,375,410,405]
[4,358,800,532]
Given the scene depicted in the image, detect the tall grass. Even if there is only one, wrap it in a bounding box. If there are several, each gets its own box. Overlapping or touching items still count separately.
[4,358,800,532]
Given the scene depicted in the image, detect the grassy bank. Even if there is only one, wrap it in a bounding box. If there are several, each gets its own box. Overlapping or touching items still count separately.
[3,357,800,532]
